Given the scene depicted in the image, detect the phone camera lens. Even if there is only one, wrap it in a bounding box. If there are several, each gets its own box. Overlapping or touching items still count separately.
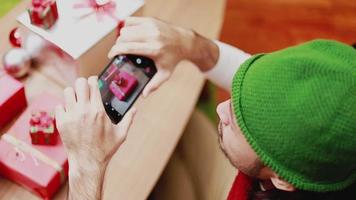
[136,58,142,65]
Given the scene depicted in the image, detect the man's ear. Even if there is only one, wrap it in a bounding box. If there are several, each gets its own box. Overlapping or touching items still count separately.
[270,174,296,192]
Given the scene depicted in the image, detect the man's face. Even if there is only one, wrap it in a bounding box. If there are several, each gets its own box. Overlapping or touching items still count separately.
[216,99,266,178]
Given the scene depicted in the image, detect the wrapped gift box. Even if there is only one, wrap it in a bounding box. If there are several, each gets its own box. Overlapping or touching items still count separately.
[0,74,27,129]
[30,111,58,145]
[18,0,144,85]
[0,93,68,199]
[28,0,59,29]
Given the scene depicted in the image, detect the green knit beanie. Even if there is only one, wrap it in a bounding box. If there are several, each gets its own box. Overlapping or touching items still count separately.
[231,39,356,192]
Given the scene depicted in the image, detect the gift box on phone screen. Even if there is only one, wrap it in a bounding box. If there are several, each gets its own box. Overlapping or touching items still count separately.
[109,70,138,100]
[0,74,27,129]
[17,0,145,86]
[0,93,68,199]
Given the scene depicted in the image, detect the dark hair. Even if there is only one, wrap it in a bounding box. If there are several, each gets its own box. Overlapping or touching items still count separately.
[352,43,356,49]
[248,180,356,200]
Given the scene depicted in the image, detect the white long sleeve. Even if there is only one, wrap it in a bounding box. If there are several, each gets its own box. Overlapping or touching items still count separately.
[204,41,251,92]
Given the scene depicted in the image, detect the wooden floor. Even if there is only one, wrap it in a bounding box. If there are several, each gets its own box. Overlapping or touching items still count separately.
[216,0,356,101]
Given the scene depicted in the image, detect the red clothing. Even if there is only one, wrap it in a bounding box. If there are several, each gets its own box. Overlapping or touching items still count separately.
[227,172,253,200]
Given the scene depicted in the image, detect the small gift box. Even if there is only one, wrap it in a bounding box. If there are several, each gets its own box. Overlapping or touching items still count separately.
[109,71,138,101]
[0,93,68,199]
[0,74,27,129]
[29,111,58,145]
[28,0,59,30]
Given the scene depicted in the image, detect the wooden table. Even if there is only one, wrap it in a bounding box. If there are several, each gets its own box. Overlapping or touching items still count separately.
[0,0,226,199]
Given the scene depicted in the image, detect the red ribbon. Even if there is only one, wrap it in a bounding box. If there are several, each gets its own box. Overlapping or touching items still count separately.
[73,0,119,21]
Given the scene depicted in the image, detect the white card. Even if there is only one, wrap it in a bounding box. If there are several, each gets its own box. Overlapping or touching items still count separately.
[17,0,144,59]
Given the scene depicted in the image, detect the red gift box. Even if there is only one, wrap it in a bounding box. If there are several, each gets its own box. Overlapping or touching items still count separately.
[109,70,138,101]
[28,0,59,29]
[30,111,58,145]
[0,93,68,199]
[0,74,27,129]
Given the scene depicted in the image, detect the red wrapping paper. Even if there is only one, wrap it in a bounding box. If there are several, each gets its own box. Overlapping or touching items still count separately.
[0,74,27,129]
[0,93,68,199]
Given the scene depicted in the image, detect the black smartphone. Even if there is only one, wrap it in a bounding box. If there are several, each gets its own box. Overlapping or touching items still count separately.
[98,55,157,124]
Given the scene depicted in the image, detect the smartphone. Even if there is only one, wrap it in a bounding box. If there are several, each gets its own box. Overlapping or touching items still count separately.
[98,55,157,124]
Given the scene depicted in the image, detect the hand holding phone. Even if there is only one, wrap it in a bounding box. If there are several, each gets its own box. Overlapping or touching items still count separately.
[98,55,157,124]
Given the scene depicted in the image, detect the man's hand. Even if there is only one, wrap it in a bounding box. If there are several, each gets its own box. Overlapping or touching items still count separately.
[108,17,219,97]
[108,17,196,97]
[55,76,136,200]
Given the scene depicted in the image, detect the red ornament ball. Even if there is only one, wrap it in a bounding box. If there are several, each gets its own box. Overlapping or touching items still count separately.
[9,27,22,48]
[2,48,31,78]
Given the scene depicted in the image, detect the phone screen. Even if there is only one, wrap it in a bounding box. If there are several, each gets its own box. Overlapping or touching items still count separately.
[98,55,157,124]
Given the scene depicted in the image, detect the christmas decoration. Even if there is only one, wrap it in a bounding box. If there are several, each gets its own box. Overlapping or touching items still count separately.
[2,48,31,78]
[9,27,22,48]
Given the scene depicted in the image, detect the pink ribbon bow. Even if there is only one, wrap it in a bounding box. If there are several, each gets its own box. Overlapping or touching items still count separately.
[73,0,119,21]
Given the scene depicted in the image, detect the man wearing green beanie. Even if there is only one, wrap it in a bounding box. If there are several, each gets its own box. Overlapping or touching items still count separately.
[55,17,355,199]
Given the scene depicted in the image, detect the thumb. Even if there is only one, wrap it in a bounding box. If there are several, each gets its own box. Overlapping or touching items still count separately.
[114,107,137,141]
[142,70,170,97]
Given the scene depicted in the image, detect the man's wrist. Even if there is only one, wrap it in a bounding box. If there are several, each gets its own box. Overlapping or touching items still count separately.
[67,158,108,200]
[69,158,107,177]
[177,27,196,61]
[181,29,219,72]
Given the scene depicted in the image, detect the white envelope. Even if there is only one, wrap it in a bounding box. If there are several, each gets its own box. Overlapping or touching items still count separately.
[17,0,144,59]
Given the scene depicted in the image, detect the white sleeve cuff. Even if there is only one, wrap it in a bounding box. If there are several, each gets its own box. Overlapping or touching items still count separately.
[204,40,251,92]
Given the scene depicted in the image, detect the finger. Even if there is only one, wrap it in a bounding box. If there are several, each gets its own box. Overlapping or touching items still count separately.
[124,17,151,26]
[115,107,137,140]
[55,104,65,119]
[108,42,157,59]
[88,76,104,109]
[118,26,150,43]
[55,104,65,129]
[75,77,90,104]
[63,87,76,111]
[142,70,170,97]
